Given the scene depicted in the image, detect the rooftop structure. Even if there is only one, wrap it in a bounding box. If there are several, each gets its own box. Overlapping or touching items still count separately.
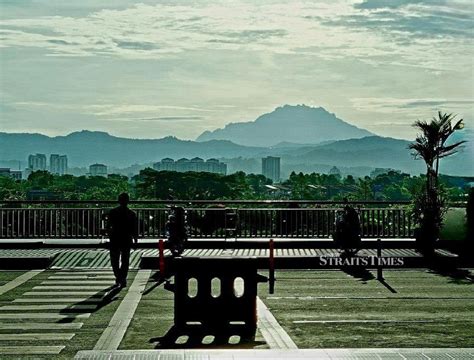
[153,157,227,175]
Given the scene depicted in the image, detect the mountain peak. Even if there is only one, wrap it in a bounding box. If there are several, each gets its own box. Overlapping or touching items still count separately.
[66,130,111,138]
[196,104,373,147]
[277,103,322,111]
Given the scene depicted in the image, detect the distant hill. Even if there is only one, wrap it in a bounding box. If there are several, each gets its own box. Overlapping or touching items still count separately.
[279,135,473,177]
[0,130,266,167]
[196,104,373,146]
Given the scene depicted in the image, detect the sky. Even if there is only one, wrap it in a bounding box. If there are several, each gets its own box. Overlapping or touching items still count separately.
[0,0,473,140]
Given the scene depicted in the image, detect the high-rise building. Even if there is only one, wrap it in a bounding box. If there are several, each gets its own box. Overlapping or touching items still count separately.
[176,158,192,172]
[189,157,204,172]
[28,154,47,171]
[89,163,108,177]
[158,158,176,171]
[50,154,68,175]
[205,158,227,175]
[153,158,227,175]
[262,156,281,183]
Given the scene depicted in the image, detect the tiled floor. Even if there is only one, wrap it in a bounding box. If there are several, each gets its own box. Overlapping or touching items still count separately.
[0,270,116,356]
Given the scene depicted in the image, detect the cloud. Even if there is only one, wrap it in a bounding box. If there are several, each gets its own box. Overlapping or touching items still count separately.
[327,1,473,41]
[100,116,204,122]
[206,29,288,44]
[354,0,447,10]
[0,1,469,64]
[13,102,217,115]
[402,100,474,108]
[114,40,158,51]
[85,104,216,117]
[47,39,76,45]
[0,3,293,57]
[350,97,474,115]
[11,101,210,128]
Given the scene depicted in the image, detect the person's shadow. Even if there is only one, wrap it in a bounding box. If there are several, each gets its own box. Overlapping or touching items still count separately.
[56,285,123,324]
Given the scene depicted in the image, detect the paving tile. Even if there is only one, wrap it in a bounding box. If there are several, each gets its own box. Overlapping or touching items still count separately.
[0,345,65,355]
[14,298,102,303]
[0,333,75,341]
[421,354,452,360]
[56,271,114,275]
[34,286,108,290]
[23,291,102,296]
[377,354,404,360]
[292,320,435,324]
[0,270,44,296]
[48,276,115,280]
[0,312,91,319]
[42,280,113,285]
[257,296,298,349]
[0,322,83,330]
[1,304,97,311]
[94,270,151,351]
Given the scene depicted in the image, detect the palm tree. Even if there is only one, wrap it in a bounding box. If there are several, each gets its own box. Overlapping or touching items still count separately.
[409,112,465,187]
[409,112,465,253]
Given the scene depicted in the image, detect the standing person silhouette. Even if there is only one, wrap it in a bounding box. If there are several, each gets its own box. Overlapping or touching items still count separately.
[107,193,138,288]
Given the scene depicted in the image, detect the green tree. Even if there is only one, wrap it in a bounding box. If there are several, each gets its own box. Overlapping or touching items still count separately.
[354,177,374,201]
[0,176,24,200]
[408,112,465,253]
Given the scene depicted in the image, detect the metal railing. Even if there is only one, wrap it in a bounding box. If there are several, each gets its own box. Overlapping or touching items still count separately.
[0,200,414,239]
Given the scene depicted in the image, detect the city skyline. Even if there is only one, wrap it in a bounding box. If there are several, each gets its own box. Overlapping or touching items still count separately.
[0,0,472,141]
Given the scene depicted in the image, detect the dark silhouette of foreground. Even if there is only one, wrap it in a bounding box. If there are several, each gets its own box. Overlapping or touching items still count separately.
[108,193,138,287]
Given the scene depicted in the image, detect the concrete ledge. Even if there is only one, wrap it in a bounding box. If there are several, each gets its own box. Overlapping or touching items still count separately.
[0,238,417,249]
[75,348,474,360]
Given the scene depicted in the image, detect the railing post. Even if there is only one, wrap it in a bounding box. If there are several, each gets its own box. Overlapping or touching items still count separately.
[377,238,383,281]
[269,238,275,294]
[159,239,165,277]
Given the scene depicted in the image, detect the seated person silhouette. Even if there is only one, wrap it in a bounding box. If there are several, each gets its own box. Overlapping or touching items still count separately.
[107,193,138,288]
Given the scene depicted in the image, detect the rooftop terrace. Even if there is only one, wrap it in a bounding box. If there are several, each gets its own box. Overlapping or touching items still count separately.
[0,200,471,359]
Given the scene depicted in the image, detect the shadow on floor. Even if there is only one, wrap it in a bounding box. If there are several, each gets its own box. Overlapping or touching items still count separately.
[341,265,397,293]
[142,271,167,296]
[378,278,397,293]
[341,266,375,282]
[428,265,474,285]
[149,325,266,349]
[56,284,123,323]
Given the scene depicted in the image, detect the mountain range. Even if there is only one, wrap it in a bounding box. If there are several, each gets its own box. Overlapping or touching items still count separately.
[197,104,373,147]
[0,105,472,176]
[0,131,264,168]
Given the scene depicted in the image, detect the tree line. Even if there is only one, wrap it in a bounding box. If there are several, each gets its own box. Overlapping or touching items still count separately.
[0,167,469,202]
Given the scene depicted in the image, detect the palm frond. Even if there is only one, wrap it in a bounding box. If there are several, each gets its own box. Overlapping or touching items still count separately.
[438,140,467,158]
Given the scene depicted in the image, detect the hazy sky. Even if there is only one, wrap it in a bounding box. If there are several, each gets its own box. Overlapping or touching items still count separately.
[1,0,473,140]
